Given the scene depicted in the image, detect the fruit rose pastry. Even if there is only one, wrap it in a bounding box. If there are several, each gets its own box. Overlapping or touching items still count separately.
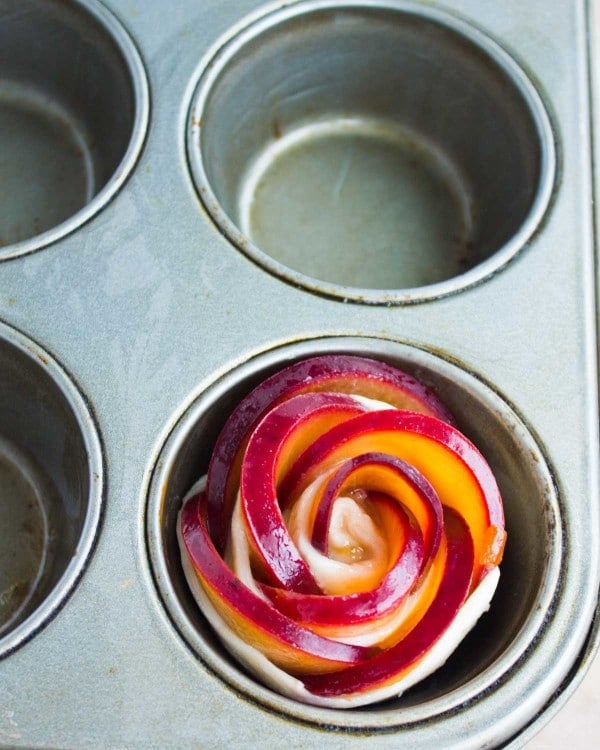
[178,355,506,707]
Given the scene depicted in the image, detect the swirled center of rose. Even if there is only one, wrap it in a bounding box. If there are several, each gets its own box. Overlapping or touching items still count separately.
[178,355,506,707]
[325,493,378,562]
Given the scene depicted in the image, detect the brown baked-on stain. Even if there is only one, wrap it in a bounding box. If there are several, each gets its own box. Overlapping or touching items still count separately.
[37,354,49,366]
[449,236,476,271]
[2,580,30,611]
[21,519,36,536]
[272,118,282,140]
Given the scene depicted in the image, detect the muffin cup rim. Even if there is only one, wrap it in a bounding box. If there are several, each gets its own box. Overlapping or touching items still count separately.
[185,0,557,304]
[144,335,563,729]
[0,0,150,262]
[0,317,105,658]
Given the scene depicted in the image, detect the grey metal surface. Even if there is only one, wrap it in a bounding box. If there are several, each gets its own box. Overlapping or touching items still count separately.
[0,0,597,749]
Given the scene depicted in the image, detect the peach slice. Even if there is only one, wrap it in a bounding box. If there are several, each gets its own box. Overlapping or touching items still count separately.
[280,410,504,583]
[298,509,473,696]
[180,490,371,675]
[207,355,454,552]
[310,452,442,561]
[259,495,424,625]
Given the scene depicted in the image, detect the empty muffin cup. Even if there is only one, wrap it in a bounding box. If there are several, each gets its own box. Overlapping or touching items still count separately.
[146,337,561,729]
[0,0,148,259]
[187,0,555,303]
[0,321,103,656]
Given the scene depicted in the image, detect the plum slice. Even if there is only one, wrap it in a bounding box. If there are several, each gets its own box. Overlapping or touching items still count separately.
[178,354,506,706]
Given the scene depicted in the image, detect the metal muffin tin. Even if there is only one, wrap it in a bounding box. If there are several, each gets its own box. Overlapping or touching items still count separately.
[0,0,597,748]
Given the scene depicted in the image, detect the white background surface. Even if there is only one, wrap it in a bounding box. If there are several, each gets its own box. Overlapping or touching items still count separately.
[526,652,599,748]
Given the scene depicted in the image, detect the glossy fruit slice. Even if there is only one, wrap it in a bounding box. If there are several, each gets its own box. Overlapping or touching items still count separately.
[178,354,506,707]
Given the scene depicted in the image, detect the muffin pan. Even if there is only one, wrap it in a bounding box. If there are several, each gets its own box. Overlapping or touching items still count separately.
[0,0,598,748]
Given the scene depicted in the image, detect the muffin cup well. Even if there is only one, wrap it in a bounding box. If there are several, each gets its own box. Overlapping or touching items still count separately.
[146,337,561,728]
[187,0,555,303]
[0,0,148,259]
[0,321,103,657]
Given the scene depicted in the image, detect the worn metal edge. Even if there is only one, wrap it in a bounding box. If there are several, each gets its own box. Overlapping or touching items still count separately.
[505,0,600,745]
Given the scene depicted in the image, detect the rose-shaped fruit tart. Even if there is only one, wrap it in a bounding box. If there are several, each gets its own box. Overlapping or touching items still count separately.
[178,355,506,708]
